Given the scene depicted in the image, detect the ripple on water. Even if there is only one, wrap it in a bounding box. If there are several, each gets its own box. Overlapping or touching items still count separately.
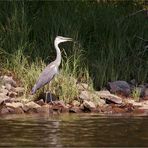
[0,113,148,147]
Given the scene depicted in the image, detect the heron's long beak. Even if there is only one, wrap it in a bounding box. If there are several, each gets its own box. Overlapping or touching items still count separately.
[65,37,73,41]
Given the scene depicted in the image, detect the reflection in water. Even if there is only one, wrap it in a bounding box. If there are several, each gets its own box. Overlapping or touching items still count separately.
[0,114,148,147]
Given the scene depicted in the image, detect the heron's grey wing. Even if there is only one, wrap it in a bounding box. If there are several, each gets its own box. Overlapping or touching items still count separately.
[32,64,58,94]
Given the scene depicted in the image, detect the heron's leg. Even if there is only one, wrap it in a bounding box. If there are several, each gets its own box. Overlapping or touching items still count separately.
[45,92,48,103]
[50,93,53,102]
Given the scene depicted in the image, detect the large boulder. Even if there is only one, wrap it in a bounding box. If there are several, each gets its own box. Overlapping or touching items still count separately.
[107,80,131,97]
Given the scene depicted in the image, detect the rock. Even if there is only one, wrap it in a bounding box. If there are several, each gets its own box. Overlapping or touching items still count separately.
[97,98,106,106]
[0,88,9,95]
[35,104,50,114]
[139,105,148,110]
[6,102,24,109]
[83,100,96,110]
[0,107,9,115]
[77,83,89,91]
[79,90,91,101]
[142,100,148,105]
[36,99,45,106]
[123,103,135,112]
[130,79,136,86]
[0,93,10,104]
[13,107,24,114]
[51,100,68,113]
[60,106,69,113]
[52,100,66,108]
[71,100,80,107]
[133,109,145,114]
[8,91,17,98]
[9,97,20,103]
[69,106,82,113]
[7,107,15,113]
[102,105,113,114]
[96,90,122,104]
[126,99,142,107]
[25,101,41,109]
[51,104,60,112]
[0,75,17,87]
[97,90,111,95]
[1,85,6,89]
[14,87,24,96]
[24,101,41,113]
[5,83,12,91]
[107,80,131,97]
[112,106,126,113]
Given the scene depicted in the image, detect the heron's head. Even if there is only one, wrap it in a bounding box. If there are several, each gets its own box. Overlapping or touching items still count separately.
[55,36,73,45]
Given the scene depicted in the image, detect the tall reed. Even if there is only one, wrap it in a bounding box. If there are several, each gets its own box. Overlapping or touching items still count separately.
[0,1,147,91]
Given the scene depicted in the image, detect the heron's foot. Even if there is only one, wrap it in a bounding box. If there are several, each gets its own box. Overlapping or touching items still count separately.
[45,92,53,103]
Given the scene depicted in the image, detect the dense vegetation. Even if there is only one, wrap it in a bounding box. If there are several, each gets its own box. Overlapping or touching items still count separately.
[0,1,147,100]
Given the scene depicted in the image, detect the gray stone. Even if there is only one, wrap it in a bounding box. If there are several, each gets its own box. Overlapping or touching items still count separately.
[8,91,17,98]
[25,101,41,109]
[83,100,96,109]
[37,104,50,114]
[0,75,17,87]
[0,107,9,115]
[139,105,148,110]
[0,93,10,104]
[108,80,131,96]
[5,83,12,91]
[14,87,24,96]
[6,102,24,109]
[126,99,142,107]
[97,98,106,106]
[0,88,9,95]
[36,99,45,106]
[96,90,122,104]
[79,90,90,101]
[69,106,82,113]
[71,100,80,107]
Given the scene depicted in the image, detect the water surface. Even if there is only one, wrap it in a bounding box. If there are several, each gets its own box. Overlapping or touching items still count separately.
[0,113,148,147]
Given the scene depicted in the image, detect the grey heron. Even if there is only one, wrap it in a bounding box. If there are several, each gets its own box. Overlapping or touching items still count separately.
[31,36,73,102]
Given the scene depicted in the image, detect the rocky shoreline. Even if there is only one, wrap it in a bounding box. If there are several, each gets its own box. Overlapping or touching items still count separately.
[0,75,148,117]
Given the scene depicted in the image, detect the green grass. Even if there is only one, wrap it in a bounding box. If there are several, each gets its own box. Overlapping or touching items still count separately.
[1,43,92,103]
[0,1,147,101]
[132,87,141,102]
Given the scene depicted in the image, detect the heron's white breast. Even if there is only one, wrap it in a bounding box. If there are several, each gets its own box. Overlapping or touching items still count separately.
[50,64,58,73]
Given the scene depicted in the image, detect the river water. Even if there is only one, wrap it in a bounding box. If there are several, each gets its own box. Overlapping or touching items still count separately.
[0,113,148,147]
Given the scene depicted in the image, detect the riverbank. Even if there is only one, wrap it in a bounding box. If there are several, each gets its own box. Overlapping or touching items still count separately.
[0,75,148,117]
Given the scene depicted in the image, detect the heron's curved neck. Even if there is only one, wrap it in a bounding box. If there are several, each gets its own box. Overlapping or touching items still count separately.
[54,41,61,66]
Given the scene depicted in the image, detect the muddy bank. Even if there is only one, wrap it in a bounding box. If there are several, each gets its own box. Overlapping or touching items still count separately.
[0,75,148,117]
